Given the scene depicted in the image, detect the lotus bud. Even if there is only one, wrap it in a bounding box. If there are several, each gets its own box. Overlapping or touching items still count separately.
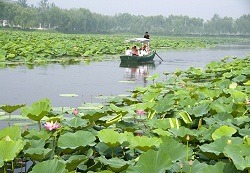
[179,162,183,169]
[227,140,232,145]
[189,160,193,166]
[186,134,190,141]
[72,108,79,116]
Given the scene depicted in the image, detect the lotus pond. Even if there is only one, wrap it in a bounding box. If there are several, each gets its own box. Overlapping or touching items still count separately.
[0,30,250,172]
[0,55,249,172]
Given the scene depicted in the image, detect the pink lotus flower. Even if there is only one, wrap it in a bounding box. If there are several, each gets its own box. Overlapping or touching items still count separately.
[247,99,250,105]
[44,121,60,131]
[136,110,145,116]
[72,108,79,115]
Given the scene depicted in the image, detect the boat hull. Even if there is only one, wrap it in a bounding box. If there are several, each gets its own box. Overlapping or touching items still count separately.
[120,50,156,63]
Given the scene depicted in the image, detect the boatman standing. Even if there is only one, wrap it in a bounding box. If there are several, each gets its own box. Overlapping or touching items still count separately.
[144,31,150,39]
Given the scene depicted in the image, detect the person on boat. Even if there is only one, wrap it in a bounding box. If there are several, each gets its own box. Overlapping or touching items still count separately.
[125,47,132,55]
[131,46,139,56]
[144,32,150,39]
[139,45,147,56]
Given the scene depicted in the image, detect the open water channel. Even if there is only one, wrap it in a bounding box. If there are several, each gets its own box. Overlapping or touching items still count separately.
[0,44,249,108]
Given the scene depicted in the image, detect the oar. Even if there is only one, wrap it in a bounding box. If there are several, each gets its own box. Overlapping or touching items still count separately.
[155,52,163,61]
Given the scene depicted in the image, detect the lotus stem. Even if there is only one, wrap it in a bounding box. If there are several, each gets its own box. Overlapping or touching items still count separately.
[38,121,42,131]
[3,162,6,173]
[8,113,11,127]
[11,160,14,172]
[186,135,190,161]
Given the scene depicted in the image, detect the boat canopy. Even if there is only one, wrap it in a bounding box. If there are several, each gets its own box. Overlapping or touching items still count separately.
[125,38,150,43]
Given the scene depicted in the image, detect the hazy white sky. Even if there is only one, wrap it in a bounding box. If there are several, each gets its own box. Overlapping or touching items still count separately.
[27,0,250,20]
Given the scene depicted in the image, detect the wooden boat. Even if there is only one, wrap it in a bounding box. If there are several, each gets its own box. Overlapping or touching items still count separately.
[120,50,156,63]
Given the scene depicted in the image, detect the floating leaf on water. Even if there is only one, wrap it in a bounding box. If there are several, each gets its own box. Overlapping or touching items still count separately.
[59,94,78,97]
[118,80,136,83]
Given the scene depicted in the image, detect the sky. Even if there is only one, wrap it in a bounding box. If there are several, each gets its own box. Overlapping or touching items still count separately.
[26,0,250,20]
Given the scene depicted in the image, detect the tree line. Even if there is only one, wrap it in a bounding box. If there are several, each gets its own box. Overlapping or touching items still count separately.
[1,0,250,35]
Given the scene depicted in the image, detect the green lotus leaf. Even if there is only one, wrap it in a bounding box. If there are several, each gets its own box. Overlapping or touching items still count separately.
[81,109,106,122]
[134,101,155,111]
[210,100,233,113]
[243,80,250,86]
[142,90,160,102]
[169,118,180,129]
[159,136,190,162]
[0,104,26,114]
[224,144,250,171]
[95,142,123,156]
[128,149,172,173]
[23,129,51,141]
[198,88,222,100]
[153,128,171,137]
[97,129,126,148]
[0,125,21,141]
[64,155,88,171]
[169,126,196,139]
[129,136,162,151]
[187,103,210,117]
[232,74,246,83]
[0,158,3,167]
[202,161,240,173]
[63,117,88,129]
[200,136,242,156]
[0,139,25,161]
[154,96,175,113]
[58,131,96,149]
[228,89,247,103]
[229,82,237,89]
[109,103,127,113]
[26,139,46,148]
[147,119,171,130]
[212,125,237,140]
[24,147,52,161]
[173,160,206,173]
[232,116,250,126]
[147,73,160,81]
[29,158,67,173]
[88,171,114,173]
[21,98,52,122]
[244,136,250,145]
[99,156,130,172]
[178,111,192,124]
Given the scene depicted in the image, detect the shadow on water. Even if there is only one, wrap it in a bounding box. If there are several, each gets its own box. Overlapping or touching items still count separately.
[119,61,159,87]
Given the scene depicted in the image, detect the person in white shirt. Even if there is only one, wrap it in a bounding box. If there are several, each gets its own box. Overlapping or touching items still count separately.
[125,47,132,55]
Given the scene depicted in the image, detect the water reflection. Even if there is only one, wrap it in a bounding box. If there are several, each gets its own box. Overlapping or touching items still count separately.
[119,61,156,86]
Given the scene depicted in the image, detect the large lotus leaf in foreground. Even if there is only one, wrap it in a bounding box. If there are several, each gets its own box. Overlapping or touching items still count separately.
[0,125,21,141]
[127,149,172,173]
[129,135,162,152]
[224,143,250,171]
[97,129,127,148]
[29,158,67,173]
[21,98,51,122]
[58,131,96,149]
[99,156,130,172]
[63,155,88,172]
[24,147,52,161]
[159,136,190,162]
[0,139,25,161]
